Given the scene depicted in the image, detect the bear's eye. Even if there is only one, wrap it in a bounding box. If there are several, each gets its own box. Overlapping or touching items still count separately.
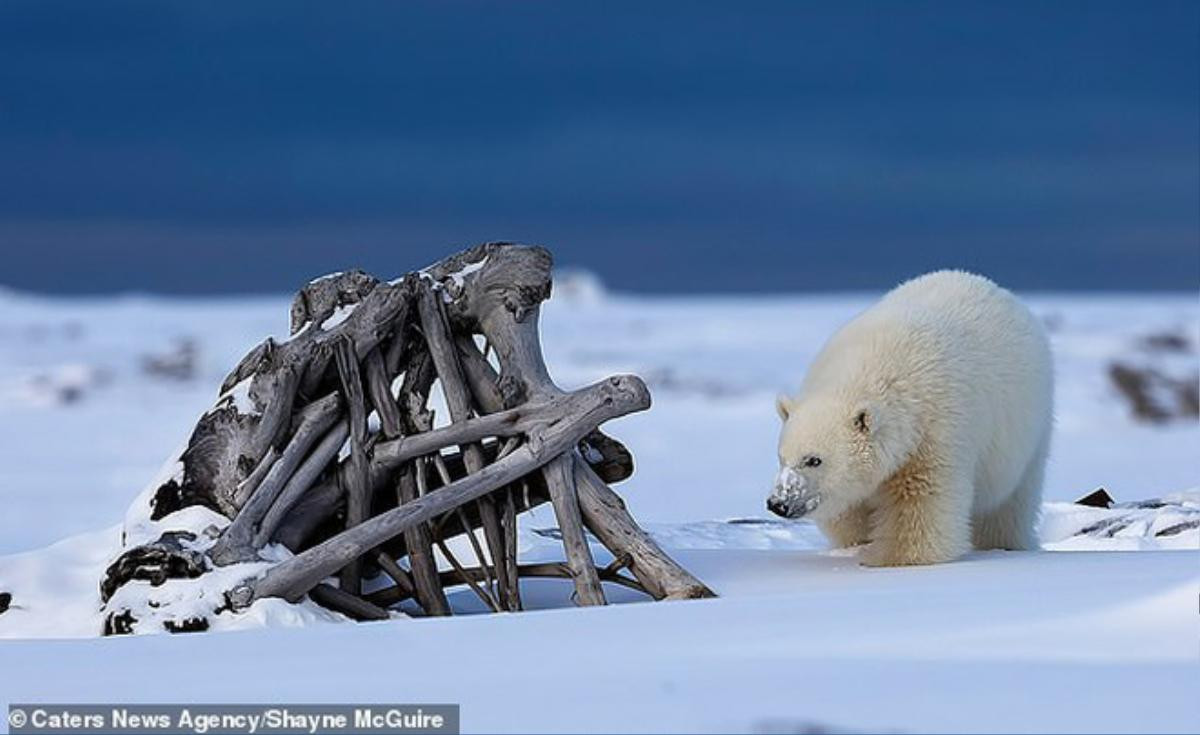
[804,456,822,468]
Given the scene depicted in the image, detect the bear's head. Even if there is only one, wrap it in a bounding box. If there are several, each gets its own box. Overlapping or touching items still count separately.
[768,392,906,521]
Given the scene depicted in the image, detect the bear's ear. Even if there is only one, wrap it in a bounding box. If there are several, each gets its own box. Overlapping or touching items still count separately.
[776,394,793,422]
[853,405,873,435]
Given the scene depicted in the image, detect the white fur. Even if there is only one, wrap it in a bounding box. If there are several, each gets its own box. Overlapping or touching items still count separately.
[770,270,1053,566]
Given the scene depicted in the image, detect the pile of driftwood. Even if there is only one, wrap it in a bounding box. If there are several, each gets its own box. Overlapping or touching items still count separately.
[100,243,712,633]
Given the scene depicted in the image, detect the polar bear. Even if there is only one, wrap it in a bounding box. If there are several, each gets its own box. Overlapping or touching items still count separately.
[768,270,1053,566]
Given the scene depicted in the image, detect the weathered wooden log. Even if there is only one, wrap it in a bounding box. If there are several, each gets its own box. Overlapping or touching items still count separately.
[101,242,712,633]
[436,534,500,612]
[363,347,404,439]
[238,374,649,604]
[151,276,409,524]
[442,251,605,605]
[434,244,709,603]
[455,334,633,483]
[264,440,551,577]
[266,244,708,605]
[398,461,452,616]
[334,337,372,595]
[366,562,647,608]
[233,445,278,509]
[545,455,606,605]
[210,392,342,564]
[269,379,639,550]
[253,421,349,548]
[374,550,416,599]
[574,457,714,600]
[499,482,522,610]
[418,285,514,609]
[309,582,391,622]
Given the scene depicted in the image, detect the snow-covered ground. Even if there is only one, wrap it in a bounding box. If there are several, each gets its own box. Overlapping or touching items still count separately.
[0,280,1197,733]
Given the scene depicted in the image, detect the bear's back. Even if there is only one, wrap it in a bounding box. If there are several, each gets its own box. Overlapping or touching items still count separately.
[880,270,1010,322]
[804,269,1050,416]
[877,270,1043,352]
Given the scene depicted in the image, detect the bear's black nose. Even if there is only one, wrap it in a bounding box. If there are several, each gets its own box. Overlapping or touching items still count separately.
[766,497,787,517]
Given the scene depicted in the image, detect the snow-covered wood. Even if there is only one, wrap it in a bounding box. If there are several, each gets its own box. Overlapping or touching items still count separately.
[99,242,713,633]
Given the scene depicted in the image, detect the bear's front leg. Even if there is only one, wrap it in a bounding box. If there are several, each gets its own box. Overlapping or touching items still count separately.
[819,501,873,549]
[861,458,972,567]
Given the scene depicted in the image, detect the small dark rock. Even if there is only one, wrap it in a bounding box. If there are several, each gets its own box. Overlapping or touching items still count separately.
[1075,488,1114,508]
[103,610,137,636]
[100,532,206,602]
[0,591,11,614]
[164,616,210,634]
[149,476,222,521]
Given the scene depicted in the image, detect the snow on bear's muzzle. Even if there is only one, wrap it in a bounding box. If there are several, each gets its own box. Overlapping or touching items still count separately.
[767,465,821,519]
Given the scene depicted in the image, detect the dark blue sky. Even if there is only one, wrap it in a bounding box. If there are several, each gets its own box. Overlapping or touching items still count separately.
[1,1,1197,294]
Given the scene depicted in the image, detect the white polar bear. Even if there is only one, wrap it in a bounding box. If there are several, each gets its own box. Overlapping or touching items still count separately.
[768,270,1053,566]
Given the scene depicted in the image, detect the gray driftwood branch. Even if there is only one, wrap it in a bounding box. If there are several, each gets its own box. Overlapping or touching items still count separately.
[101,242,713,634]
